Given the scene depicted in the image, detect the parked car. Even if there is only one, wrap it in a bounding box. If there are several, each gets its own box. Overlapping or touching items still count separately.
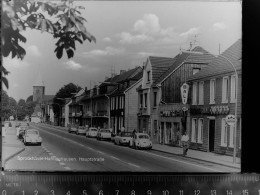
[17,124,30,141]
[86,127,98,138]
[114,132,133,146]
[68,124,78,133]
[129,133,152,150]
[97,129,111,141]
[23,129,42,146]
[76,126,87,135]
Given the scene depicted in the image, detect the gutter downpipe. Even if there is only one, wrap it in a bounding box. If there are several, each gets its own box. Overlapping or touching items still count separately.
[105,94,110,129]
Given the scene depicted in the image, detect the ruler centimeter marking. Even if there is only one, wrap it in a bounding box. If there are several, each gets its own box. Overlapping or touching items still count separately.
[1,173,259,194]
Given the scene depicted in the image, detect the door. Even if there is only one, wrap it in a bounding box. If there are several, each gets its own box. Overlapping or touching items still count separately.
[209,120,215,152]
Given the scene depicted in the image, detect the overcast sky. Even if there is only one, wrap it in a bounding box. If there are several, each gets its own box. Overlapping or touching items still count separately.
[4,1,242,101]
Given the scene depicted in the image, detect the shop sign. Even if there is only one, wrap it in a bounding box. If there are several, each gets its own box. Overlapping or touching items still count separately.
[181,83,189,105]
[225,114,236,125]
[210,106,229,115]
[160,109,183,117]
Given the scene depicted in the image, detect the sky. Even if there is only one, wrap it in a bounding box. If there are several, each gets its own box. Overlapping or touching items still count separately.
[3,1,242,101]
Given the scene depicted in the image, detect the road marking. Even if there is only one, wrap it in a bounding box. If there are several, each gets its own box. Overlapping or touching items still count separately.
[97,151,104,155]
[127,163,140,168]
[110,156,120,160]
[138,150,222,172]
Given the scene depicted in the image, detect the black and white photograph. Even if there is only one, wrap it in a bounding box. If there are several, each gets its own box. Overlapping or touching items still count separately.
[2,0,241,172]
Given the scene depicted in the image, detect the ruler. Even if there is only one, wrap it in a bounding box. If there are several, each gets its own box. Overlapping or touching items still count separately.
[0,172,259,195]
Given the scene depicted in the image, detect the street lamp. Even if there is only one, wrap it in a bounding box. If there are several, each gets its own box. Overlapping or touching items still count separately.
[217,55,239,164]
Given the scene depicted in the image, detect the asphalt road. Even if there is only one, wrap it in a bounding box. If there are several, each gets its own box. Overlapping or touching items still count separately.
[4,123,238,172]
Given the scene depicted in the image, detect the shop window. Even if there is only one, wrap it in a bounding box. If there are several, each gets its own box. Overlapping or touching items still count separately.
[144,93,147,108]
[210,79,216,104]
[221,118,228,146]
[230,75,237,103]
[222,76,229,103]
[192,82,197,105]
[198,81,204,105]
[140,94,143,108]
[198,118,203,143]
[191,118,197,142]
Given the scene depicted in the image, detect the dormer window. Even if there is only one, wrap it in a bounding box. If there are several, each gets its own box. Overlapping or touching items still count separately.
[193,68,201,75]
[147,71,150,82]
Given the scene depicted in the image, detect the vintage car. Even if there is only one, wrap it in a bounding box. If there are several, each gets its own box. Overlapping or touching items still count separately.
[129,133,152,150]
[114,132,133,146]
[86,127,98,138]
[96,129,111,141]
[68,124,78,133]
[23,129,42,146]
[17,124,30,141]
[76,126,87,135]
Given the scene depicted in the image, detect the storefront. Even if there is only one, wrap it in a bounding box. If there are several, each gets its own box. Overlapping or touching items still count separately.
[158,104,189,146]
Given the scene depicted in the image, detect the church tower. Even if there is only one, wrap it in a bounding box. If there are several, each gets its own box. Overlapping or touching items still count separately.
[33,74,45,103]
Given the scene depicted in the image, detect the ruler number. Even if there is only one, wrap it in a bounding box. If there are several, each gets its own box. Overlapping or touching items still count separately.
[194,190,200,195]
[115,190,119,195]
[50,190,55,195]
[2,190,7,195]
[211,190,217,195]
[179,190,184,195]
[242,190,248,195]
[99,190,103,195]
[162,190,169,195]
[226,190,232,195]
[34,190,38,195]
[147,190,152,195]
[82,190,88,195]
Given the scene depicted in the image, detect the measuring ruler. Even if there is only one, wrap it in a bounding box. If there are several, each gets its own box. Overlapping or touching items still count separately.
[0,172,259,194]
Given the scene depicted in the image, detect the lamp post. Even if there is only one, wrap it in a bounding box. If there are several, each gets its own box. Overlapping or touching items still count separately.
[218,55,239,164]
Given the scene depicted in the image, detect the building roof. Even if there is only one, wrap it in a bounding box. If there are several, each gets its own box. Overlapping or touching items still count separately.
[153,46,215,86]
[148,56,176,83]
[188,39,241,81]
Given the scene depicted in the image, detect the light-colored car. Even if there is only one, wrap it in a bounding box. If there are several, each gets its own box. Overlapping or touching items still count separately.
[97,129,111,141]
[114,132,133,146]
[23,129,42,146]
[129,133,152,150]
[76,126,87,135]
[68,124,78,133]
[86,127,98,138]
[17,124,30,141]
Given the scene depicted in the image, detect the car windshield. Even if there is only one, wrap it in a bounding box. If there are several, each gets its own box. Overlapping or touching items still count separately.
[121,132,132,137]
[101,129,110,133]
[90,128,97,131]
[27,131,39,135]
[79,126,85,129]
[138,135,149,139]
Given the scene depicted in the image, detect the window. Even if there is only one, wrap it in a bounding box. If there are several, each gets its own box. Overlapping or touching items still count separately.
[221,118,228,146]
[210,79,216,104]
[191,118,197,142]
[153,92,157,107]
[222,76,229,103]
[140,94,143,108]
[198,81,204,105]
[229,124,234,148]
[147,71,150,82]
[193,68,200,75]
[198,119,203,143]
[230,75,237,103]
[192,82,197,105]
[144,93,147,107]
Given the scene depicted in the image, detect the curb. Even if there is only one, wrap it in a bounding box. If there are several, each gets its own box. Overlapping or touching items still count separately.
[3,147,25,168]
[152,148,240,170]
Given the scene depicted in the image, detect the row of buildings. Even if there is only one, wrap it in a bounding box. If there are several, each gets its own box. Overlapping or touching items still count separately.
[34,39,241,156]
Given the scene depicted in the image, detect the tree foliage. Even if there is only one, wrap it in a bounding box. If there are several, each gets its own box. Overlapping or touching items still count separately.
[53,82,82,116]
[2,0,96,88]
[1,91,17,120]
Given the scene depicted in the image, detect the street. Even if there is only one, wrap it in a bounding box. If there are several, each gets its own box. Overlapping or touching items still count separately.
[4,123,238,172]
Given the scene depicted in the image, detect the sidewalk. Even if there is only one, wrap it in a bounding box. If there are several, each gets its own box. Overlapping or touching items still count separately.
[2,127,25,167]
[37,123,240,169]
[152,143,240,169]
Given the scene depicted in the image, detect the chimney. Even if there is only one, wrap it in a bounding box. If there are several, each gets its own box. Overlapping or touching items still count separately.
[120,70,126,74]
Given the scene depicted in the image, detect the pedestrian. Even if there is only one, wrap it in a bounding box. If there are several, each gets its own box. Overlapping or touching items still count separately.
[132,129,137,137]
[181,131,190,156]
